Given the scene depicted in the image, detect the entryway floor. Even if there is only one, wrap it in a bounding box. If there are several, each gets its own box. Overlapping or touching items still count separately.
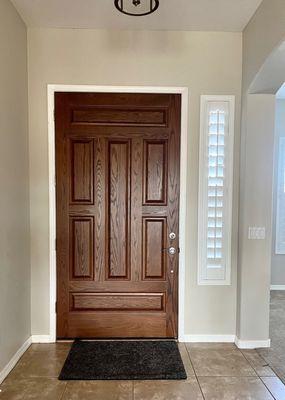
[257,291,285,385]
[1,341,285,399]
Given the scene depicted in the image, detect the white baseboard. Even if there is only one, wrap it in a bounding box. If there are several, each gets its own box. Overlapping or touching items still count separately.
[31,335,54,343]
[0,337,32,384]
[270,285,285,291]
[181,335,271,349]
[235,337,271,349]
[182,335,236,343]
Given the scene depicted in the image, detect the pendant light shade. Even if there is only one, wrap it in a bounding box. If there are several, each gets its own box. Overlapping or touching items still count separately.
[114,0,159,17]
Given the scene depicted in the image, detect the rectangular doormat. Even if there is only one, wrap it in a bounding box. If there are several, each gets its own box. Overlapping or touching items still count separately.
[59,340,187,380]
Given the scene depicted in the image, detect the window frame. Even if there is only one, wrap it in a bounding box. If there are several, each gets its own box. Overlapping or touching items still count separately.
[198,95,235,286]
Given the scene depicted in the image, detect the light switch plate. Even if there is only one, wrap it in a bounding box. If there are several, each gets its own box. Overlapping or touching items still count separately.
[248,227,266,240]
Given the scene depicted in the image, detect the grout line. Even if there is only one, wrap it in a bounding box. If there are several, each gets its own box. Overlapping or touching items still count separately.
[240,346,285,383]
[258,377,279,400]
[186,344,259,378]
[236,348,278,400]
[256,351,285,385]
[184,344,206,400]
[132,381,135,400]
[185,343,277,400]
[237,348,263,377]
[59,382,68,400]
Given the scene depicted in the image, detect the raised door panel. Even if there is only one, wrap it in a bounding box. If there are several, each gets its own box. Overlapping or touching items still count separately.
[70,139,94,204]
[143,218,167,280]
[70,293,165,311]
[143,140,168,204]
[71,107,168,127]
[107,141,130,280]
[70,217,94,280]
[68,313,167,338]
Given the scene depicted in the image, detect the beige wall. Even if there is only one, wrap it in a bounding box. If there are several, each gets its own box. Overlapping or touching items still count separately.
[237,94,275,341]
[0,0,30,372]
[238,0,285,342]
[27,28,242,337]
[242,0,285,93]
[271,99,285,286]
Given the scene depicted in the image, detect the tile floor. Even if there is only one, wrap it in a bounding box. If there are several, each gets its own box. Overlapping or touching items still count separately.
[1,291,285,399]
[257,291,285,385]
[1,342,285,399]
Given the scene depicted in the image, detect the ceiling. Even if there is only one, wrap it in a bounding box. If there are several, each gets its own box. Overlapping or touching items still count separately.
[11,0,263,32]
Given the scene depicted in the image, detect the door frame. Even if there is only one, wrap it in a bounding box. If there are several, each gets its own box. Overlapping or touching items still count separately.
[47,84,189,342]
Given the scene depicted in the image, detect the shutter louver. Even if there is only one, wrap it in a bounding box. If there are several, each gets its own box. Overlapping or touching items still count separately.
[207,108,225,271]
[198,96,235,285]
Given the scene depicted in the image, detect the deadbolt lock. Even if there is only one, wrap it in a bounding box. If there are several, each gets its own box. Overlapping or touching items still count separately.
[169,232,176,240]
[162,246,178,255]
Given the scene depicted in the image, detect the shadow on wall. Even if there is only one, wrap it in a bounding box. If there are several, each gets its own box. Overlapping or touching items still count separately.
[250,40,285,95]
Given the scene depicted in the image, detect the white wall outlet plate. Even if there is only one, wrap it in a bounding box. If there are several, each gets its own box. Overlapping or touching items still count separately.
[248,227,266,240]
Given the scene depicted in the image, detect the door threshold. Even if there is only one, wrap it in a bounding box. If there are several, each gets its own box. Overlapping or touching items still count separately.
[57,337,178,342]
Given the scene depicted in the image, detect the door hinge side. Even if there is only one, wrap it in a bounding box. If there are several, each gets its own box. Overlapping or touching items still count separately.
[55,301,57,314]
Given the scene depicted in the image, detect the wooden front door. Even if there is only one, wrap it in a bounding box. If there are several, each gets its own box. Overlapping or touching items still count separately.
[55,92,181,338]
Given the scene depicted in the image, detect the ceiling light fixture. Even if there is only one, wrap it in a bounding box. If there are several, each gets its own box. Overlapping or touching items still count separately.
[114,0,159,17]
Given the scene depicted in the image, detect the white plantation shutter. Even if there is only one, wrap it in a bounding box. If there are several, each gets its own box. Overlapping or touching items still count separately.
[276,137,285,254]
[198,96,235,285]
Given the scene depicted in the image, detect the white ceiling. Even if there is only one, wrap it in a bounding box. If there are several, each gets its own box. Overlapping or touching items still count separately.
[11,0,263,32]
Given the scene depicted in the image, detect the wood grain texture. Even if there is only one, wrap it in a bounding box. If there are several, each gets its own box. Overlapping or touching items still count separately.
[71,293,164,311]
[107,141,130,279]
[67,313,167,338]
[72,107,167,127]
[144,140,168,205]
[94,137,105,282]
[143,218,167,280]
[55,92,181,339]
[70,139,94,204]
[69,217,94,280]
[165,94,181,336]
[131,138,143,282]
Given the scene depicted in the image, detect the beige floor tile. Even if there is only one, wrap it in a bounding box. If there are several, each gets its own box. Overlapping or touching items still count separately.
[62,381,132,400]
[134,378,203,400]
[178,343,195,378]
[261,377,285,400]
[26,342,72,355]
[257,291,285,384]
[186,343,237,351]
[270,366,285,384]
[258,350,285,367]
[187,347,256,377]
[8,350,67,379]
[241,349,276,377]
[198,376,274,399]
[0,378,27,400]
[0,377,66,400]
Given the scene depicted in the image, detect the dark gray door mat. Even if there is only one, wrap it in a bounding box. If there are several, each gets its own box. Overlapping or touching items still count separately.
[59,340,187,380]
